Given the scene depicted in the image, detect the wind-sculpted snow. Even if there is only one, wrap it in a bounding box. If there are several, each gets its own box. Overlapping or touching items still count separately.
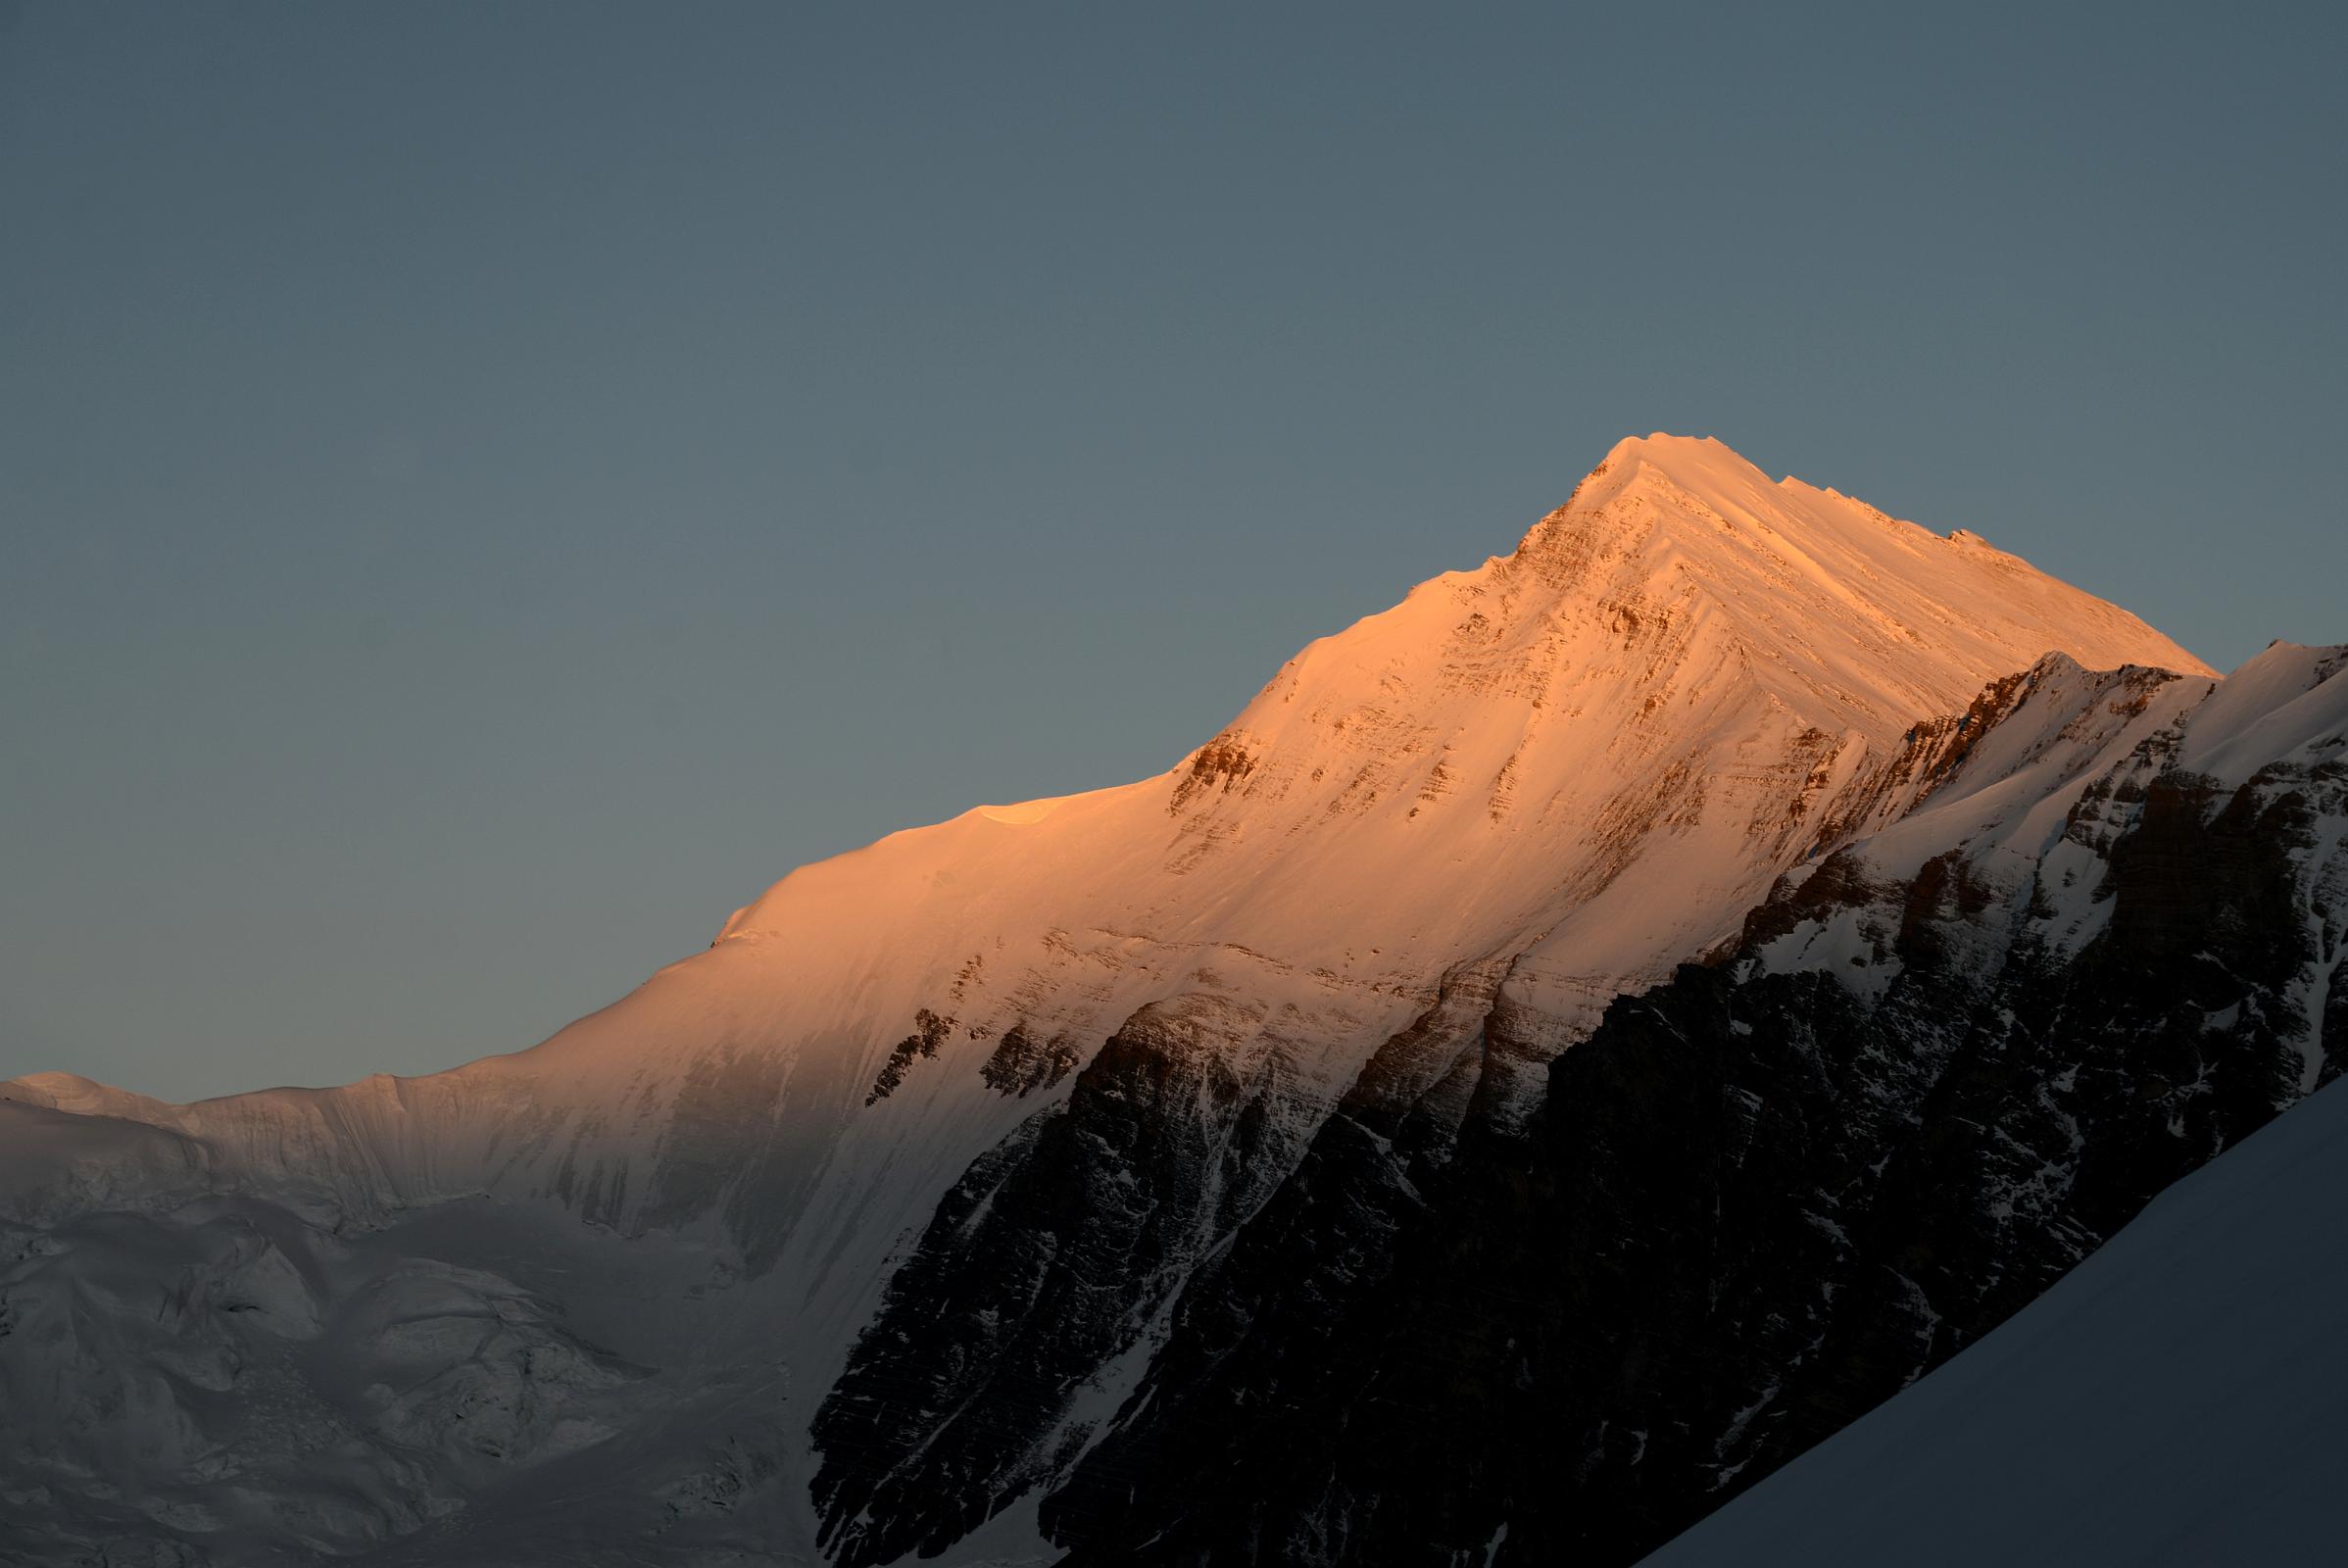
[0,434,2256,1565]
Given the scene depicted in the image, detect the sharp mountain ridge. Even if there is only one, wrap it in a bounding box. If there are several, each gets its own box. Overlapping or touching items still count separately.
[6,435,2325,1568]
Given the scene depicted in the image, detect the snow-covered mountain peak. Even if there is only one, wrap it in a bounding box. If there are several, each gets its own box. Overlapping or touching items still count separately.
[549,436,2226,1156]
[2,432,2318,1568]
[1588,430,1747,482]
[19,435,2220,1145]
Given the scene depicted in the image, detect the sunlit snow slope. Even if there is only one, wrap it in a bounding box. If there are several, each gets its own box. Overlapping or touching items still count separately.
[1008,640,2345,1568]
[1,434,2223,1566]
[18,435,2208,1212]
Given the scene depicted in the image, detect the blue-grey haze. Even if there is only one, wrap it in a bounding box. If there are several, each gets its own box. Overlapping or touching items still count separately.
[4,1,2341,1099]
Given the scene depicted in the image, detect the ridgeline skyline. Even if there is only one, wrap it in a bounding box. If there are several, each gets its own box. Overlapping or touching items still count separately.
[6,1,2342,1098]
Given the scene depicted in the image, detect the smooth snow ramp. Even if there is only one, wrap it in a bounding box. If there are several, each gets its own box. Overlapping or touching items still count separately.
[1642,1071,2348,1568]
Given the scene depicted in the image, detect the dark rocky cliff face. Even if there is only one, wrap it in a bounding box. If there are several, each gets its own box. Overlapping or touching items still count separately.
[811,657,2347,1567]
[809,991,1338,1567]
[1076,758,2342,1564]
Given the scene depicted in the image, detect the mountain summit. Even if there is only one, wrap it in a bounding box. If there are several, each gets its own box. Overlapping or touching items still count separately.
[7,436,2318,1568]
[719,429,2205,1036]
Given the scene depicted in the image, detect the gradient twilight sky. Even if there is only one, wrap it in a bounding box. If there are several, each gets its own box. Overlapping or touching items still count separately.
[5,2,2342,1101]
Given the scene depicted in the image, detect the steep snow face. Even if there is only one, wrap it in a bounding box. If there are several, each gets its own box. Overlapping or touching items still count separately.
[12,437,2209,1235]
[0,435,2223,1567]
[716,433,2211,1046]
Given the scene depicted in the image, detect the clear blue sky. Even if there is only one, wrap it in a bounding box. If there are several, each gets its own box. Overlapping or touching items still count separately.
[5,1,2342,1100]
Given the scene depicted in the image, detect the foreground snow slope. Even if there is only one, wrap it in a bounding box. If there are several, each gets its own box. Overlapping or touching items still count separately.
[1642,1067,2348,1568]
